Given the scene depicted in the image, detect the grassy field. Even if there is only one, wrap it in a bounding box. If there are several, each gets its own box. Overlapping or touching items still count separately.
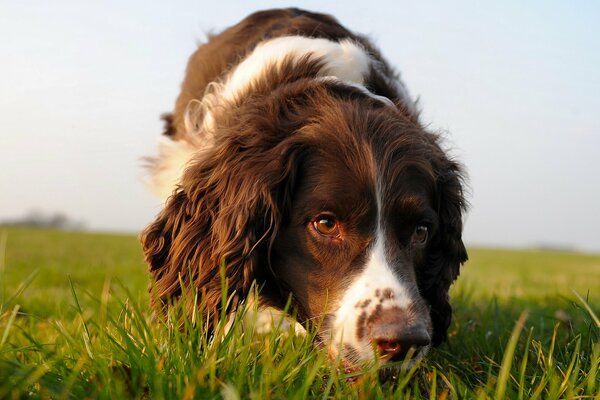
[0,227,598,399]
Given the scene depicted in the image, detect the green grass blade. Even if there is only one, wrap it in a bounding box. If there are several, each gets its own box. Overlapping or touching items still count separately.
[587,343,599,395]
[68,276,94,359]
[0,230,6,308]
[517,328,533,400]
[0,305,20,350]
[572,289,600,328]
[495,312,528,400]
[3,269,39,310]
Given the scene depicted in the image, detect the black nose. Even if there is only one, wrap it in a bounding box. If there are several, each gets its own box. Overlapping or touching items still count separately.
[370,310,431,360]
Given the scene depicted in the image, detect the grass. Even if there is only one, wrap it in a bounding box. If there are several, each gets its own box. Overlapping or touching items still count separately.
[0,226,599,399]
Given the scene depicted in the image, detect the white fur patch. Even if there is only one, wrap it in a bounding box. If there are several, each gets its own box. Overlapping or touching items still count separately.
[329,167,423,362]
[147,137,199,199]
[192,36,374,137]
[252,306,306,336]
[223,36,372,100]
[224,305,306,337]
[330,228,415,359]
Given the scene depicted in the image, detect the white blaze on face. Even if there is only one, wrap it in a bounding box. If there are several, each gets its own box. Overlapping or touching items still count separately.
[329,170,426,362]
[330,226,415,360]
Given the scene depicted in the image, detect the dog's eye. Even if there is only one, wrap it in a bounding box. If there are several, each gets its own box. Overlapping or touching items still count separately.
[412,225,428,245]
[313,217,340,238]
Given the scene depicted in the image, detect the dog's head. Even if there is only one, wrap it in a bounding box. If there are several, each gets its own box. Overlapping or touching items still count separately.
[141,80,467,365]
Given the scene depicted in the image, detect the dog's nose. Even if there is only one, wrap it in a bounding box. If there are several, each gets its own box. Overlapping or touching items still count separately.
[369,309,431,360]
[373,328,431,359]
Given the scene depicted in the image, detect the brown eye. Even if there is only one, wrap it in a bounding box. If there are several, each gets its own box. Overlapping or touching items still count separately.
[313,217,340,237]
[412,225,428,245]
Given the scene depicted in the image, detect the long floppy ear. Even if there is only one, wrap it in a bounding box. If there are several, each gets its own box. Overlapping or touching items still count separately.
[421,164,468,346]
[140,131,302,328]
[139,80,317,327]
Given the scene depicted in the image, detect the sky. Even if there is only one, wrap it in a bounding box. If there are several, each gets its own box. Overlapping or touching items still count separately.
[1,1,599,252]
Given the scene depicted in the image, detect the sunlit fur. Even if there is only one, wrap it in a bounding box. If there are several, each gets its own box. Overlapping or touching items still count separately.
[141,8,467,368]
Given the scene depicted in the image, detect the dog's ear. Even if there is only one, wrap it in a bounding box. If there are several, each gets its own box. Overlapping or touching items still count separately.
[421,164,468,346]
[140,108,308,328]
[141,156,276,327]
[141,82,326,328]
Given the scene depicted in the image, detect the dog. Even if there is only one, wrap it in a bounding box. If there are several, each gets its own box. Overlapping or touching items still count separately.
[141,8,468,367]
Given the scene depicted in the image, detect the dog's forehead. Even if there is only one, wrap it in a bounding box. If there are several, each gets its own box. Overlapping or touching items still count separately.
[293,140,376,210]
[382,164,437,207]
[291,123,437,210]
[368,131,438,202]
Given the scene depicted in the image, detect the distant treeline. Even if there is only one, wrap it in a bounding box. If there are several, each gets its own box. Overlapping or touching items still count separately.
[0,210,85,230]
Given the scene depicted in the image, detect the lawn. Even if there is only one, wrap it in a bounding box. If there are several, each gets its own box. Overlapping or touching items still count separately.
[0,227,598,399]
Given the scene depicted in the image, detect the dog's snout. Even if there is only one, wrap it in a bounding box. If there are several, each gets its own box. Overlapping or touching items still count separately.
[369,308,431,360]
[373,329,430,360]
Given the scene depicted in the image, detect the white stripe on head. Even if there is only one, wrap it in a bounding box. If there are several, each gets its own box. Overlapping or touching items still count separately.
[330,180,416,360]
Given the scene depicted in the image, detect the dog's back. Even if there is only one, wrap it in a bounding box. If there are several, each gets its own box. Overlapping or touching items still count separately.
[164,8,406,140]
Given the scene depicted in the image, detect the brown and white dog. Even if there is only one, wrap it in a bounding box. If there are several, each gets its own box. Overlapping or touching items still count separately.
[141,8,468,367]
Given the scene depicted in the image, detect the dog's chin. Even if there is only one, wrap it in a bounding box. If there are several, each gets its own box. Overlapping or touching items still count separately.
[379,345,429,380]
[338,356,425,385]
[373,347,428,386]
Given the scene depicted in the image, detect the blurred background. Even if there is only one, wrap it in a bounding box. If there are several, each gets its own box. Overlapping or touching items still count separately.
[1,0,599,252]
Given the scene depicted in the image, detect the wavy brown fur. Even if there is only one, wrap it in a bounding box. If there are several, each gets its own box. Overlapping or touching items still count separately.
[141,8,468,359]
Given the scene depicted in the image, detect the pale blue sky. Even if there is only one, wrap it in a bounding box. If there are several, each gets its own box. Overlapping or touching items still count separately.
[1,1,599,251]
